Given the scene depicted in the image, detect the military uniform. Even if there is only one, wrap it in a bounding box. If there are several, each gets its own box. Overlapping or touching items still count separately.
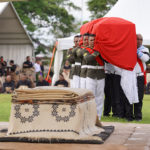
[76,47,88,89]
[67,47,75,87]
[67,47,82,88]
[84,49,105,120]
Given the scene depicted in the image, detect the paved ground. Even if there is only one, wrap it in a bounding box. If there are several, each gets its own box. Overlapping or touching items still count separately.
[104,122,150,150]
[0,122,150,150]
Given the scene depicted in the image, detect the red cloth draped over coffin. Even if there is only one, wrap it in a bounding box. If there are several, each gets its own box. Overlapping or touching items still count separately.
[79,18,104,46]
[91,17,137,71]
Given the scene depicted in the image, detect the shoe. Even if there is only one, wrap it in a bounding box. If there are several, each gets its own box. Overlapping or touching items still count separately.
[95,116,103,127]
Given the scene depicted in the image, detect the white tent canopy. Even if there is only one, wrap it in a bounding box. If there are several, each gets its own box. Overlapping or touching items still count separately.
[105,0,150,46]
[0,2,8,14]
[0,2,34,66]
[52,36,74,85]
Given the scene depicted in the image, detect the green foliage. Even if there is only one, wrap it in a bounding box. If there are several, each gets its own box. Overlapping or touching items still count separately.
[35,45,46,56]
[13,0,79,35]
[83,21,89,24]
[13,0,80,54]
[87,0,118,19]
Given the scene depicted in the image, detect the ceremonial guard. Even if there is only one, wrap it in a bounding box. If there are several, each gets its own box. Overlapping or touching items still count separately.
[84,34,105,120]
[67,35,80,87]
[76,33,89,89]
[71,34,88,88]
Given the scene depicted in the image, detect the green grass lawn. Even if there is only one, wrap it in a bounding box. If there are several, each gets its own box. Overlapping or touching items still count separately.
[102,95,150,124]
[0,94,11,122]
[0,94,150,124]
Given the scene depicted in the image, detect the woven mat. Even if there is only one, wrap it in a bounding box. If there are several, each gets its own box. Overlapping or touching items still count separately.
[0,126,114,144]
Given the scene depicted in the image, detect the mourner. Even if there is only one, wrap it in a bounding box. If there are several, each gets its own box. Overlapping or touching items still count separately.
[34,59,42,81]
[16,74,32,89]
[36,75,49,86]
[2,75,15,93]
[0,56,7,69]
[131,34,150,121]
[103,63,116,117]
[23,56,33,69]
[0,63,5,77]
[54,73,68,87]
[22,56,35,83]
[9,60,17,83]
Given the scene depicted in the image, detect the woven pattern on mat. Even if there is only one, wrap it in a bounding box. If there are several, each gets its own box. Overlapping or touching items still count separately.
[7,101,104,142]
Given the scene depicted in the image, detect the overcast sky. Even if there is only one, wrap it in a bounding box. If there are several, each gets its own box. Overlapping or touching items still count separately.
[33,0,92,47]
[69,0,91,22]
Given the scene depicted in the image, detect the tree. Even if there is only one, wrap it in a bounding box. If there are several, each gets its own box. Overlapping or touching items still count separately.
[87,0,118,19]
[13,0,80,54]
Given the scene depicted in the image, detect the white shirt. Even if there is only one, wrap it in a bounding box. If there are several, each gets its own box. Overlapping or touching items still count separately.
[105,63,115,74]
[34,63,41,73]
[134,46,150,74]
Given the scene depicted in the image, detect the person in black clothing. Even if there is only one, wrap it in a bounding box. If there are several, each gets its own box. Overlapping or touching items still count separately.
[0,56,7,68]
[39,61,44,77]
[145,82,150,94]
[2,75,15,93]
[0,63,6,93]
[9,60,17,73]
[16,74,32,89]
[36,75,49,86]
[9,60,18,84]
[54,73,68,87]
[0,63,5,76]
[23,56,33,69]
[103,71,115,117]
[63,60,71,70]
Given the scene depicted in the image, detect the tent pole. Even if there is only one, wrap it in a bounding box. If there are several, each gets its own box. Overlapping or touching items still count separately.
[81,0,84,25]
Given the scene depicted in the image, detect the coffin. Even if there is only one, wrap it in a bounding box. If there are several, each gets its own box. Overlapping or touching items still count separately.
[0,87,114,144]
